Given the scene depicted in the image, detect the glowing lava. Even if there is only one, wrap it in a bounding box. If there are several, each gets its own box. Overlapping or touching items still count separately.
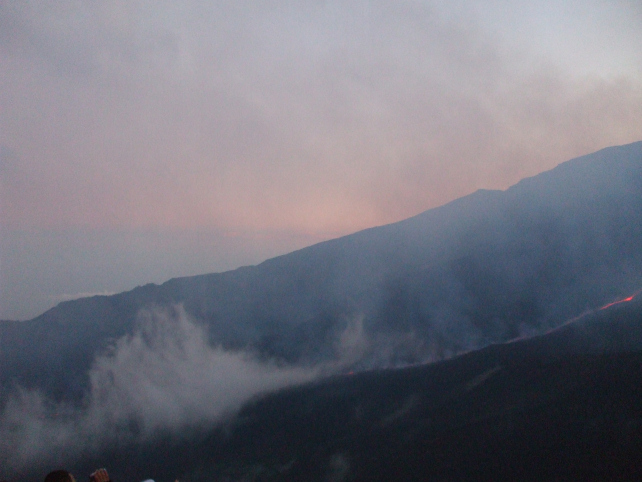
[599,289,641,310]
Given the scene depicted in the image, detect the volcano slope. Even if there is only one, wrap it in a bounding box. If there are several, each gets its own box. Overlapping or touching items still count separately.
[48,295,642,481]
[2,141,642,405]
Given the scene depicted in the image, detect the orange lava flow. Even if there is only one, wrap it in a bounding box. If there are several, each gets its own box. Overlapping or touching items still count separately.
[599,295,635,310]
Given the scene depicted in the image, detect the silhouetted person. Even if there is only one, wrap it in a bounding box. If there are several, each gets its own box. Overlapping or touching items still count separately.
[44,471,75,482]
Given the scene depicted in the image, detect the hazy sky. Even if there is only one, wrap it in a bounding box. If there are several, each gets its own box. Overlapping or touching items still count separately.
[1,1,641,319]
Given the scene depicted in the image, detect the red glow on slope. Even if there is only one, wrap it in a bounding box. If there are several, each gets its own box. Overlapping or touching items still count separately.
[599,292,638,310]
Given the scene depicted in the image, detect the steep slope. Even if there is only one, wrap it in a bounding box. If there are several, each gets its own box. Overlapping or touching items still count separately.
[1,141,642,402]
[23,295,642,481]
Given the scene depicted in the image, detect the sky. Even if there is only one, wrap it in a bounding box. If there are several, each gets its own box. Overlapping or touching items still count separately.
[1,0,641,320]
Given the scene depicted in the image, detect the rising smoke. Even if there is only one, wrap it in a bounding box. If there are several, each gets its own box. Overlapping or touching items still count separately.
[0,306,324,474]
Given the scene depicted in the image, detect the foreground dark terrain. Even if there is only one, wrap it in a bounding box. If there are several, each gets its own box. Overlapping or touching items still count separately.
[33,297,641,481]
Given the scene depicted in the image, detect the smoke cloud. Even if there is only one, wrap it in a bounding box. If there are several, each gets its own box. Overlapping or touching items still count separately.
[0,306,321,473]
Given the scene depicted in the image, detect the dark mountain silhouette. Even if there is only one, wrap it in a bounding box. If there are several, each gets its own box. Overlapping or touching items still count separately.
[32,294,642,481]
[1,141,642,403]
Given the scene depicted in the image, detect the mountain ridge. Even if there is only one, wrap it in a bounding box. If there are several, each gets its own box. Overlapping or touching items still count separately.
[1,141,642,401]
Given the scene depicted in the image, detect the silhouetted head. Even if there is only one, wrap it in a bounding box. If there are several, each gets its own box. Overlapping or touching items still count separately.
[44,471,76,482]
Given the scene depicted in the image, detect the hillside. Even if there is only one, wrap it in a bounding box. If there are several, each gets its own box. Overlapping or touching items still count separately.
[35,295,642,481]
[1,141,642,403]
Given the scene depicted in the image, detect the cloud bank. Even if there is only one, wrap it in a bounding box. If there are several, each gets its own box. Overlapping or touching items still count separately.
[1,1,641,234]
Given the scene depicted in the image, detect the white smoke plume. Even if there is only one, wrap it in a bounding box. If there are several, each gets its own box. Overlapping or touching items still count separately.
[0,306,322,473]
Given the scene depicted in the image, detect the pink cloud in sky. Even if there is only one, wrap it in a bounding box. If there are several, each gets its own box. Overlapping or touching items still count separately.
[1,1,641,236]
